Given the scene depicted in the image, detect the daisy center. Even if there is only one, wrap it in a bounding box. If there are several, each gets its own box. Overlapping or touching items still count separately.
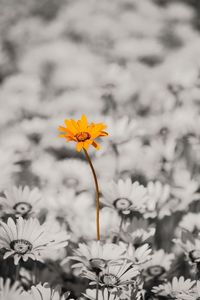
[13,202,32,215]
[76,132,91,142]
[147,265,165,277]
[189,250,200,263]
[114,198,131,211]
[10,239,33,254]
[102,274,118,287]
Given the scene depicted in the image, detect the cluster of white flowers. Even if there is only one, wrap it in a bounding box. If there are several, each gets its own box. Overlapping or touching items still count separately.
[0,0,200,299]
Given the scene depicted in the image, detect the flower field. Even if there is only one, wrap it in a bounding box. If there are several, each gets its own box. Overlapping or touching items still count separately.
[0,0,200,299]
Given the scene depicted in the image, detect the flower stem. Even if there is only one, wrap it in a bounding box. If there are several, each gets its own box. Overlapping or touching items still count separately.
[83,149,100,241]
[96,274,99,300]
[116,214,124,244]
[15,263,20,281]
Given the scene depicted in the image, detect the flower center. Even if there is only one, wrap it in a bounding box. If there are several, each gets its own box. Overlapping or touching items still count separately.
[10,239,33,254]
[147,265,166,277]
[102,274,118,287]
[189,250,200,263]
[13,202,32,215]
[76,132,91,142]
[114,198,131,211]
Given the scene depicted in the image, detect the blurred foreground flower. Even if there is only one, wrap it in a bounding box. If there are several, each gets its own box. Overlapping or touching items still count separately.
[0,278,24,300]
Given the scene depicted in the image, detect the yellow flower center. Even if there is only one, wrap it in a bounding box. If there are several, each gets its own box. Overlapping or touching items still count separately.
[76,132,91,142]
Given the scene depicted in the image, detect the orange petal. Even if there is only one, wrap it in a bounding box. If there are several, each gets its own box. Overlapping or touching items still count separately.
[65,120,79,134]
[76,142,83,152]
[58,126,68,132]
[80,114,88,130]
[58,133,67,138]
[92,141,100,150]
[99,131,108,136]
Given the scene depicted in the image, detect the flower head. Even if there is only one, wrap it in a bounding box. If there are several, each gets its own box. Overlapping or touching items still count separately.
[58,115,108,151]
[0,217,70,264]
[65,241,126,273]
[82,261,139,289]
[101,178,148,215]
[143,249,175,280]
[152,277,196,300]
[0,186,42,217]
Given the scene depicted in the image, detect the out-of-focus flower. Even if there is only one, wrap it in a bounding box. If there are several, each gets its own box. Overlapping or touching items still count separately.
[58,114,108,151]
[143,249,175,280]
[82,261,139,289]
[0,278,24,300]
[103,116,138,146]
[0,186,42,217]
[144,181,173,219]
[121,218,155,246]
[68,207,121,242]
[152,277,195,300]
[0,217,70,264]
[24,283,71,300]
[174,231,200,264]
[172,171,200,208]
[0,149,20,191]
[178,213,200,235]
[101,178,148,215]
[126,243,152,267]
[65,241,126,273]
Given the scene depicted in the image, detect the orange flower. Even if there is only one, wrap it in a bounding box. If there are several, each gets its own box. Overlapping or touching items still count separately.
[58,115,108,152]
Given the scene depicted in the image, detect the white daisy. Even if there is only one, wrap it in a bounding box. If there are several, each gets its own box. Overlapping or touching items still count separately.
[178,213,200,234]
[144,181,173,219]
[24,283,71,300]
[174,231,200,264]
[0,217,70,264]
[0,149,20,191]
[82,261,139,289]
[103,116,138,146]
[101,178,148,215]
[0,186,42,217]
[0,278,24,300]
[33,158,93,192]
[126,243,152,268]
[65,241,126,273]
[152,277,196,300]
[83,288,120,300]
[121,217,155,246]
[143,249,175,279]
